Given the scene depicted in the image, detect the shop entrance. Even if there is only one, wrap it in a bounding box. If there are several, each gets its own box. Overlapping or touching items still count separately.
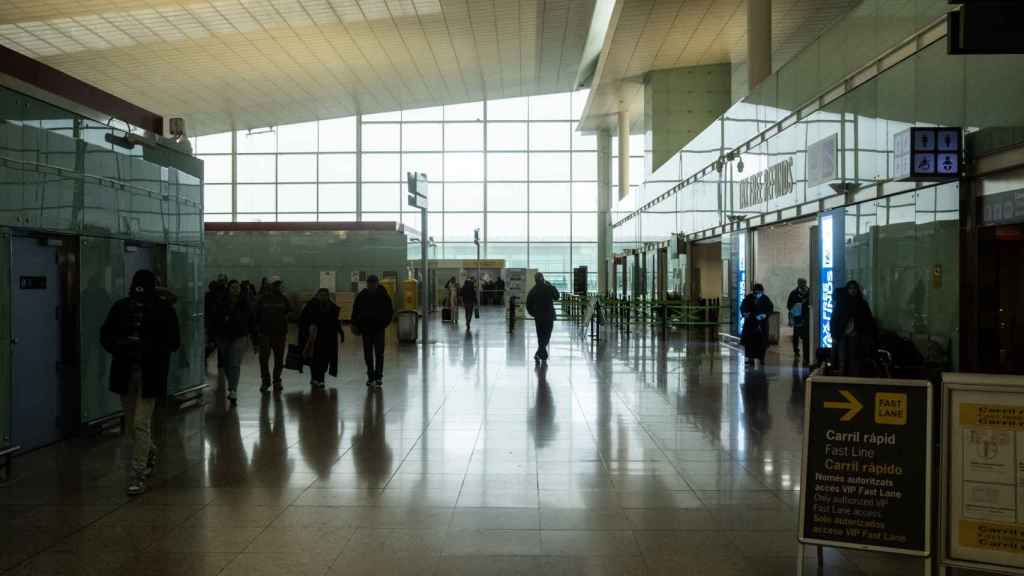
[978,224,1024,373]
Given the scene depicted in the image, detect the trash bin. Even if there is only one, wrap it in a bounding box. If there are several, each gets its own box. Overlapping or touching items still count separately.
[767,311,781,345]
[398,310,419,343]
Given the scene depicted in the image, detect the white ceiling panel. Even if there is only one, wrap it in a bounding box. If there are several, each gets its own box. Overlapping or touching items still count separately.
[0,0,596,135]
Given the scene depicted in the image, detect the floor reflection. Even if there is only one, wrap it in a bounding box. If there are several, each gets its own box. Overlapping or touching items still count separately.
[285,388,341,480]
[204,389,247,486]
[351,389,392,486]
[250,395,292,489]
[1,309,926,575]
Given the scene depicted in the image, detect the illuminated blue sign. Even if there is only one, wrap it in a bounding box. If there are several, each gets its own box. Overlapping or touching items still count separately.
[736,233,746,335]
[819,214,834,349]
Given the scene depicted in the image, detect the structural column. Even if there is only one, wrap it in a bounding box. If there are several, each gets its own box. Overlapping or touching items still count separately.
[597,129,612,295]
[230,129,238,222]
[747,0,771,91]
[617,111,630,200]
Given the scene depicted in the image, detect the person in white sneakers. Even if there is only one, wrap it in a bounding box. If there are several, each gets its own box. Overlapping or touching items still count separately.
[101,270,180,496]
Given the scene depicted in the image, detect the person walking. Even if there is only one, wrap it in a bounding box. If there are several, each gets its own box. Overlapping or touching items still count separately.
[255,275,291,394]
[446,277,460,327]
[787,278,811,366]
[352,275,394,387]
[461,277,478,332]
[526,272,560,364]
[740,283,774,367]
[298,288,344,389]
[101,270,181,495]
[831,280,878,377]
[213,279,257,406]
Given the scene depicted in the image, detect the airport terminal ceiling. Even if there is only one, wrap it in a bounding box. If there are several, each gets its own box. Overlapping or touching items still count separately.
[0,0,864,137]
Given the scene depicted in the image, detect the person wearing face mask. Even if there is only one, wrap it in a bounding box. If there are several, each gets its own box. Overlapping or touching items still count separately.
[740,283,775,367]
[787,278,811,366]
[830,280,878,377]
[299,288,345,389]
[101,269,181,495]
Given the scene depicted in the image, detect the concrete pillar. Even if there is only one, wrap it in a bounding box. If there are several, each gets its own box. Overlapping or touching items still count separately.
[597,129,613,295]
[747,0,771,91]
[617,110,629,200]
[230,129,238,222]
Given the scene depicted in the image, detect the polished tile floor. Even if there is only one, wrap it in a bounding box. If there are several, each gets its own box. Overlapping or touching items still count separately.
[1,309,927,575]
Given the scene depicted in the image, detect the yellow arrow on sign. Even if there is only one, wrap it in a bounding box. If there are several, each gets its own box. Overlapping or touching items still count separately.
[824,390,864,422]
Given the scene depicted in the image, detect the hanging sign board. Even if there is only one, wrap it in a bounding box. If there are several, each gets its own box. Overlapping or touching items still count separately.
[800,375,933,556]
[942,373,1024,573]
[894,127,962,181]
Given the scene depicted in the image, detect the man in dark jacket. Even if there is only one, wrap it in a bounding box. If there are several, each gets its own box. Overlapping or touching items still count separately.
[255,275,291,393]
[526,273,560,364]
[352,275,394,387]
[101,269,181,496]
[461,278,478,332]
[786,278,811,366]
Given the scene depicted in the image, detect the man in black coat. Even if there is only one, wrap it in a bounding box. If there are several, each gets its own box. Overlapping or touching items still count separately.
[101,269,181,496]
[526,273,560,364]
[740,283,774,367]
[786,278,811,366]
[352,275,394,388]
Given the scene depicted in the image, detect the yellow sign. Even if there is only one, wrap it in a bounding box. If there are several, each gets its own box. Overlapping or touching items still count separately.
[960,404,1024,430]
[960,520,1024,555]
[875,393,908,425]
[824,390,863,422]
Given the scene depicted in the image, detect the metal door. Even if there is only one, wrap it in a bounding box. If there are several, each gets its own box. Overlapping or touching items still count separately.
[10,237,63,450]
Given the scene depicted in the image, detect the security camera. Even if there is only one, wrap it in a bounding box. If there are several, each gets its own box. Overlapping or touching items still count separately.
[168,117,187,139]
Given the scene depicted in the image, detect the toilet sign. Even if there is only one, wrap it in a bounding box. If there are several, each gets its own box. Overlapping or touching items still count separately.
[800,375,933,556]
[894,127,962,181]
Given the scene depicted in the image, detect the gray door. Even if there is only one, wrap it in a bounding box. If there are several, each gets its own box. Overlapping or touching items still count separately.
[124,245,156,289]
[10,237,63,451]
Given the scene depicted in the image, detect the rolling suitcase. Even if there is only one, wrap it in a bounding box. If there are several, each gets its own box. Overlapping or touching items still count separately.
[442,308,452,323]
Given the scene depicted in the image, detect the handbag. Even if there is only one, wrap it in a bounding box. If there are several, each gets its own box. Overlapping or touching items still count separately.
[474,306,480,319]
[285,344,304,373]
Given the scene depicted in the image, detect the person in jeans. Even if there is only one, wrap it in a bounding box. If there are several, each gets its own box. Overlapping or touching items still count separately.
[256,275,291,393]
[298,288,344,388]
[461,277,478,332]
[352,275,394,387]
[214,279,256,406]
[526,273,560,364]
[101,269,180,495]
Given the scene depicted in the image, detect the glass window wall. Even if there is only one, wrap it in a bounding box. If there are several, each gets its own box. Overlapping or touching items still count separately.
[209,89,597,286]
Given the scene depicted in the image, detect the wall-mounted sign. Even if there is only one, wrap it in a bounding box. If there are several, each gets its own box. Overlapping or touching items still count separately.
[894,127,962,181]
[739,158,795,209]
[735,232,746,335]
[820,213,836,349]
[19,276,46,290]
[800,375,933,556]
[980,188,1024,227]
[807,134,838,188]
[942,373,1024,573]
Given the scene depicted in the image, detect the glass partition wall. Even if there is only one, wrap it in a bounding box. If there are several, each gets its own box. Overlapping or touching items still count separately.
[198,90,599,292]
